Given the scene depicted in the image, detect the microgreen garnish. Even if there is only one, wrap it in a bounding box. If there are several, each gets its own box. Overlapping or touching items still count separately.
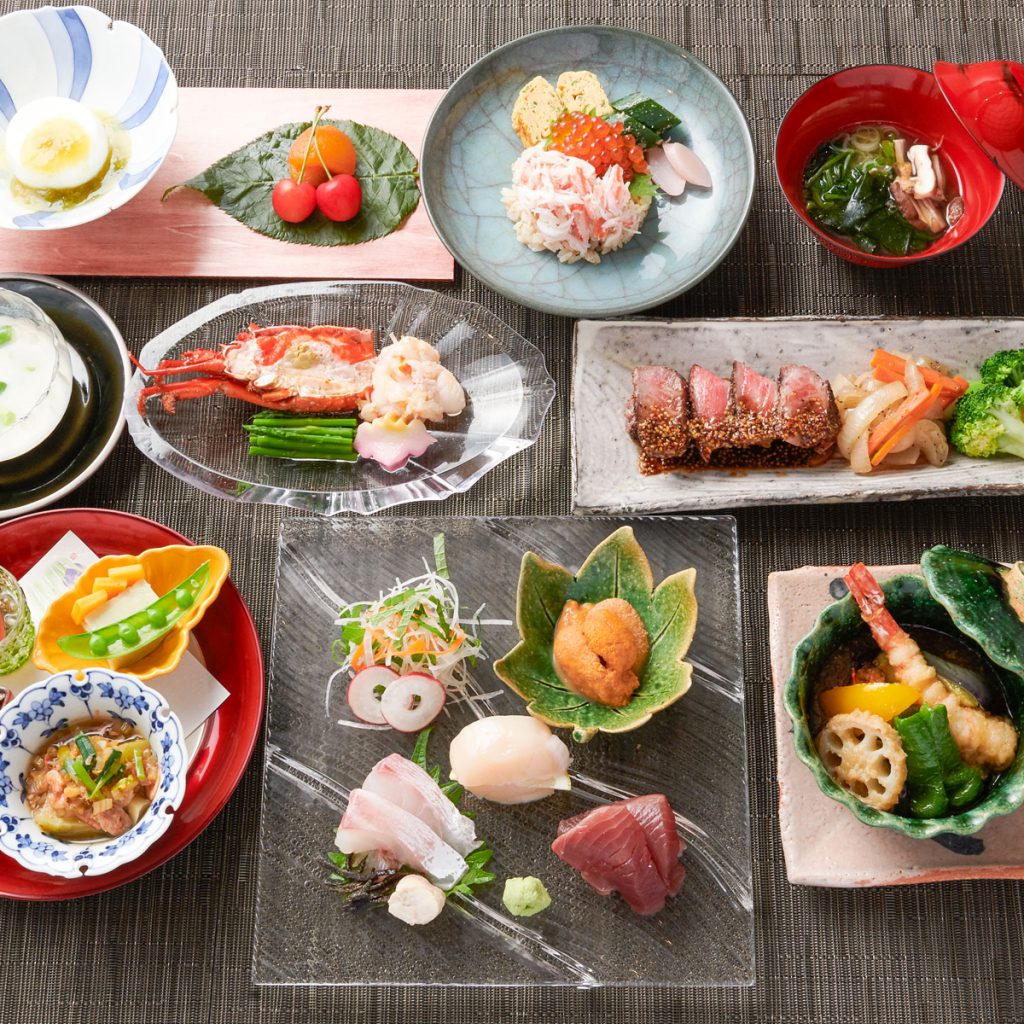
[447,846,496,899]
[432,532,449,579]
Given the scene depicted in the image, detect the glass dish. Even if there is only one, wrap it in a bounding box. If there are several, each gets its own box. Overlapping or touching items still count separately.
[0,564,33,675]
[124,281,555,516]
[253,515,753,988]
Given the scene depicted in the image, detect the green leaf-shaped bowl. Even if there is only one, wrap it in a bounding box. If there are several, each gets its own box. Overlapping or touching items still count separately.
[921,545,1024,680]
[493,526,697,743]
[784,573,1024,838]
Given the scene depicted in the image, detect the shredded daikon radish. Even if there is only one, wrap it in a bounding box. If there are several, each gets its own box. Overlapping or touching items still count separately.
[331,536,487,696]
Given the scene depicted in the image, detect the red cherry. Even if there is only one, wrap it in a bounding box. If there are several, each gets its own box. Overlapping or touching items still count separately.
[316,173,362,222]
[272,178,316,223]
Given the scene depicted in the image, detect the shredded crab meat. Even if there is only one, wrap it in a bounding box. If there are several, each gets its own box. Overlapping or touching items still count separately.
[501,145,650,265]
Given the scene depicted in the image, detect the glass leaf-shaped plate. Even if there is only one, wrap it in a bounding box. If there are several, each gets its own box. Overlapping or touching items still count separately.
[253,515,753,988]
[125,281,555,515]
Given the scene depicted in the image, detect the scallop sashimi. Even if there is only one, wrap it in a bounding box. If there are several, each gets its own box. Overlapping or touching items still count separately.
[335,788,467,889]
[362,752,478,855]
[448,715,572,804]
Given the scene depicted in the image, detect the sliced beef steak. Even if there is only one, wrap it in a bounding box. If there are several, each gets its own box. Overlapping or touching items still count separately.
[626,365,689,458]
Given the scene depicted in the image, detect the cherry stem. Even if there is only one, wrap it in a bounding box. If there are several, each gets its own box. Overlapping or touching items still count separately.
[297,104,329,185]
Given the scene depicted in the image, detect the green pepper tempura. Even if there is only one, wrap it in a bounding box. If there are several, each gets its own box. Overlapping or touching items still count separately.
[803,126,959,257]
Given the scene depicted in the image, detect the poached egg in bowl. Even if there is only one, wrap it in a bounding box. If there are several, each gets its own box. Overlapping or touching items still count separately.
[4,96,117,197]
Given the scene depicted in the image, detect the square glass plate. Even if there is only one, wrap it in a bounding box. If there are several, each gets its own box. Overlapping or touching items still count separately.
[253,516,753,988]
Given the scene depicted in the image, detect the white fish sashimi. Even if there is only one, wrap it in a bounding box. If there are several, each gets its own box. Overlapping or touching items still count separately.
[449,715,572,804]
[335,788,468,889]
[362,753,478,856]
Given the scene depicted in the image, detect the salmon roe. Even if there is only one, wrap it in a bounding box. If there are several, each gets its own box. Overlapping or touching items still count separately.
[546,111,649,181]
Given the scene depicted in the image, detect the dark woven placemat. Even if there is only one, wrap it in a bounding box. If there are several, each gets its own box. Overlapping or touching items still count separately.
[1,1,1023,1021]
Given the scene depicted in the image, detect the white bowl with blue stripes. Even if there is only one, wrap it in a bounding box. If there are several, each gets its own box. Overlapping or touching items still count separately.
[0,669,187,878]
[0,5,177,230]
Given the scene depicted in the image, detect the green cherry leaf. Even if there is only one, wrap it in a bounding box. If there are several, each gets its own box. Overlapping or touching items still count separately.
[169,119,419,246]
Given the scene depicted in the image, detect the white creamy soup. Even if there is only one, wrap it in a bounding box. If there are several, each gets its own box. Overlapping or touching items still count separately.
[0,313,74,461]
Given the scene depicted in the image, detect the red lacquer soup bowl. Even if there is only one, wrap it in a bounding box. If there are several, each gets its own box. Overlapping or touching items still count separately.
[775,64,1006,268]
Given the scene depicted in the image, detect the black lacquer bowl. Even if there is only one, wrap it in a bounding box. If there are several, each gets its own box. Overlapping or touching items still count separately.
[0,274,129,518]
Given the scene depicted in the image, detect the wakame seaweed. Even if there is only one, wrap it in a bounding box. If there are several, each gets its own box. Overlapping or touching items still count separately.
[802,133,937,257]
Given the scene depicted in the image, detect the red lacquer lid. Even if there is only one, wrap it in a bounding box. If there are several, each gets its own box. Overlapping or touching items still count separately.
[934,60,1024,191]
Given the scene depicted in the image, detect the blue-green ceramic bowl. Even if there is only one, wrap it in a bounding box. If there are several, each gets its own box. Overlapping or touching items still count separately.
[784,574,1024,838]
[420,26,754,317]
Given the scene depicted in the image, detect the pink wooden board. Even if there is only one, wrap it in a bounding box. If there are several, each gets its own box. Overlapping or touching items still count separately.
[768,564,1024,887]
[0,88,454,281]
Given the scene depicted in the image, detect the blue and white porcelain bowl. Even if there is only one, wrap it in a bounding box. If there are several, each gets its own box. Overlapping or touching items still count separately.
[0,669,187,878]
[420,26,755,317]
[0,5,178,230]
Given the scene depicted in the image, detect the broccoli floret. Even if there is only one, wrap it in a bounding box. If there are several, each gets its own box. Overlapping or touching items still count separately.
[979,349,1024,388]
[950,381,1024,459]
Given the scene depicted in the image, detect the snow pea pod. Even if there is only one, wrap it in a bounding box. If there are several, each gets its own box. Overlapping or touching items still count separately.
[56,561,211,661]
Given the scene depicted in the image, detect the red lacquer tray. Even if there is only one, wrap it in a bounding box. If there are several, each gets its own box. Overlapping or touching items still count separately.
[0,508,264,899]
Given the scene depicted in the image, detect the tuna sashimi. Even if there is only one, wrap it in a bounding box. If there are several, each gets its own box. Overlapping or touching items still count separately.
[335,788,467,889]
[552,803,670,915]
[776,364,840,449]
[620,794,686,896]
[361,753,478,856]
[626,365,689,458]
[688,364,733,461]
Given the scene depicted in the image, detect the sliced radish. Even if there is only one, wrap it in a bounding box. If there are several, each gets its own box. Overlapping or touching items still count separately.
[380,673,446,733]
[646,145,687,196]
[347,666,400,724]
[663,142,712,189]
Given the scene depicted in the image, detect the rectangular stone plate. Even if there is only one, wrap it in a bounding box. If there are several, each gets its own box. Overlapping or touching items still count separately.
[768,564,1024,887]
[572,317,1024,514]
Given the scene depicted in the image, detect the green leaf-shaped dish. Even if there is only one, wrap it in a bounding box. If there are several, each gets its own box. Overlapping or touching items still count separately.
[172,119,419,246]
[784,573,1024,838]
[921,545,1024,680]
[493,526,697,743]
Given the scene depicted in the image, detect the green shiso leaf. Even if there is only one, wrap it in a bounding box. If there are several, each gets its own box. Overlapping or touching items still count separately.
[169,118,420,246]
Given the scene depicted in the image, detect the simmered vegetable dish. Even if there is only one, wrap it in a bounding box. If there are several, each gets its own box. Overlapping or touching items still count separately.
[25,719,159,840]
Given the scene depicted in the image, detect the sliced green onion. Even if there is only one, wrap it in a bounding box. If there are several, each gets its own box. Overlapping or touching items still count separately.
[0,326,11,346]
[88,749,123,799]
[63,756,96,791]
[134,749,145,780]
[73,732,96,766]
[0,382,6,395]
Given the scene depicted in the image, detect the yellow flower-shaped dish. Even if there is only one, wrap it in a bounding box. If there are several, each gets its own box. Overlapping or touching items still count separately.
[33,545,230,681]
